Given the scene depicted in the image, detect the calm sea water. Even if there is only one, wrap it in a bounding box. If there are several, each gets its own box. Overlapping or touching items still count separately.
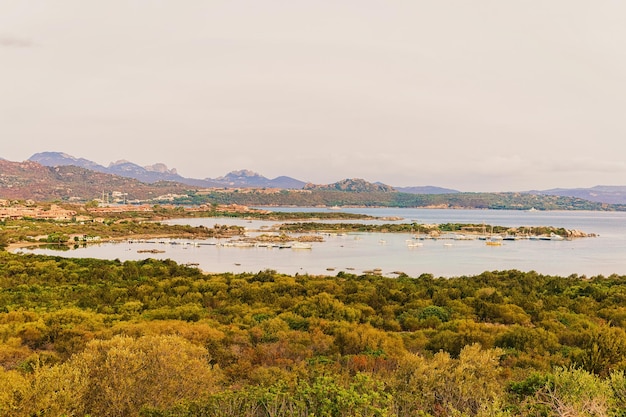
[18,208,626,278]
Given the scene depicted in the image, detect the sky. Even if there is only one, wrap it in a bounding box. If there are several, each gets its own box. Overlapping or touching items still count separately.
[1,1,625,192]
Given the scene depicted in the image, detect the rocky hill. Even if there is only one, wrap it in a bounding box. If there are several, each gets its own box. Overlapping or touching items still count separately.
[9,153,626,206]
[2,159,625,211]
[28,152,105,172]
[0,159,192,201]
[213,169,306,189]
[304,178,395,192]
[29,152,306,189]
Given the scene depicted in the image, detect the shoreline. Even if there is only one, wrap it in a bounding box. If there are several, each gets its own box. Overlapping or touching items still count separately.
[6,233,199,254]
[7,223,596,254]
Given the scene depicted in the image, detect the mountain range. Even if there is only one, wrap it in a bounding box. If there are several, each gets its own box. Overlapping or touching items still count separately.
[28,152,457,194]
[528,186,626,205]
[28,152,308,190]
[0,152,623,205]
[0,159,190,201]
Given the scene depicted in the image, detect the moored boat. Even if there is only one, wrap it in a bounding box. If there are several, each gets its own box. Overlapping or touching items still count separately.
[291,242,312,249]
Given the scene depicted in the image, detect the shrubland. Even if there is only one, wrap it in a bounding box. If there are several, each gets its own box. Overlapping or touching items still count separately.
[1,252,626,416]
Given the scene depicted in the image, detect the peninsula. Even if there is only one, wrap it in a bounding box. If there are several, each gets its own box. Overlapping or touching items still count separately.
[1,200,594,253]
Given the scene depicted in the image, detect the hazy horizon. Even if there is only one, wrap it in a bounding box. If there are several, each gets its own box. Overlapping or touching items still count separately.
[2,1,625,192]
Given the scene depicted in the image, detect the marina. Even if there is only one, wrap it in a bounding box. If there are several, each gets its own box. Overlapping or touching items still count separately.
[17,208,626,278]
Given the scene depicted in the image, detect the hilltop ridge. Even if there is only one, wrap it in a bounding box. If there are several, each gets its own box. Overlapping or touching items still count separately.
[0,152,621,206]
[304,178,396,192]
[28,152,306,189]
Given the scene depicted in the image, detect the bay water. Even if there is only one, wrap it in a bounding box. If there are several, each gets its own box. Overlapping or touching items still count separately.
[19,208,626,278]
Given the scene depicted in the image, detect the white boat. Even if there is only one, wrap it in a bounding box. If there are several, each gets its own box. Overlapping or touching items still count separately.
[291,242,312,249]
[274,243,293,249]
[232,241,254,248]
[547,232,565,241]
[328,206,341,210]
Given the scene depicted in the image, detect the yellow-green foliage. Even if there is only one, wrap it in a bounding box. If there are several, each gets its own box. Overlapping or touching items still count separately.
[2,252,626,416]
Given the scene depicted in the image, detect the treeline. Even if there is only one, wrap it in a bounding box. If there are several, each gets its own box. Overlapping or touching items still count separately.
[2,252,626,415]
[174,190,626,211]
[278,221,575,237]
[0,217,245,247]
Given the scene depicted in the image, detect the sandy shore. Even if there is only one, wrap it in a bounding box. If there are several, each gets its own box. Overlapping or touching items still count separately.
[7,241,47,252]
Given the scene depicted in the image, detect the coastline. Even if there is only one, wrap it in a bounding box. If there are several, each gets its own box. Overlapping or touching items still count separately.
[7,233,198,254]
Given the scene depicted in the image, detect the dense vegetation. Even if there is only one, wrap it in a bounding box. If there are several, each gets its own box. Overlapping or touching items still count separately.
[277,222,578,238]
[171,190,626,211]
[2,251,626,416]
[0,217,245,247]
[0,203,373,248]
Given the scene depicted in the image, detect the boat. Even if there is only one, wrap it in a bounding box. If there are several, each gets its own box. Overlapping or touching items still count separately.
[291,242,312,249]
[232,241,254,248]
[540,232,565,241]
[328,206,341,210]
[485,224,503,246]
[406,239,423,248]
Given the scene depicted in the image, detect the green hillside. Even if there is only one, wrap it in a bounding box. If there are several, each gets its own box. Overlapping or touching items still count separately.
[179,189,626,211]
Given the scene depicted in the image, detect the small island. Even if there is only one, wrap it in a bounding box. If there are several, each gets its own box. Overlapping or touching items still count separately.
[1,201,595,252]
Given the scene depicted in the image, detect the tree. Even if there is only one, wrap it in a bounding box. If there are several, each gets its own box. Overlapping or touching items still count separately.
[392,344,506,416]
[574,325,626,377]
[0,231,8,251]
[529,367,614,417]
[69,334,221,417]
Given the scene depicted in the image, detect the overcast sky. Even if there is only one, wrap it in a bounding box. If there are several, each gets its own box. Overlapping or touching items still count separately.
[1,1,625,192]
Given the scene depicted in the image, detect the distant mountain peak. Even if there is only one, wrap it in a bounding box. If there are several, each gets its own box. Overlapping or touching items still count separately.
[529,185,626,205]
[29,152,105,171]
[26,154,306,189]
[235,169,258,177]
[31,151,74,160]
[217,169,263,180]
[109,160,133,167]
[145,163,177,175]
[42,151,75,160]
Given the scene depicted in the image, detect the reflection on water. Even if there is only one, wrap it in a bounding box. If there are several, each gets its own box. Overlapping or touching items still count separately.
[39,243,73,251]
[17,208,626,278]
